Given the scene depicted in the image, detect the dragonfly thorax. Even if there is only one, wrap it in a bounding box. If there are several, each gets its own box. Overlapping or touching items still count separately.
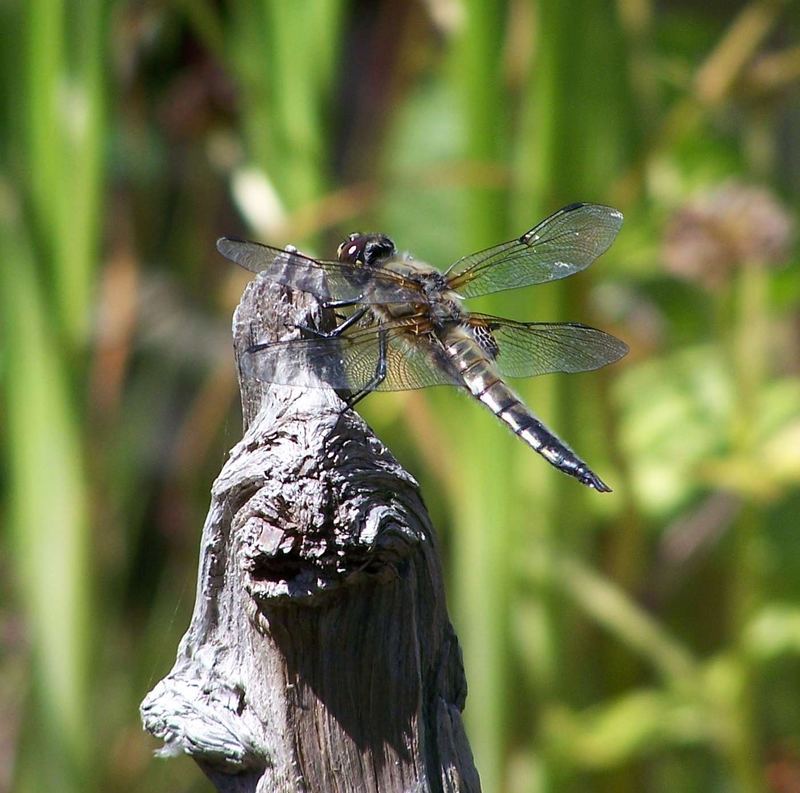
[425,280,464,326]
[339,232,464,326]
[395,263,463,326]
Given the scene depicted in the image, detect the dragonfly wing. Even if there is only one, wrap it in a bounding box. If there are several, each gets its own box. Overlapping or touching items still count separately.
[217,237,424,304]
[468,314,628,378]
[243,323,462,392]
[446,203,623,298]
[374,329,463,391]
[242,334,356,389]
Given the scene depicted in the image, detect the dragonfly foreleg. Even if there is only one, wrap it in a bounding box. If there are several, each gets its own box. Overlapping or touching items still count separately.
[322,295,364,309]
[295,307,369,339]
[343,327,388,409]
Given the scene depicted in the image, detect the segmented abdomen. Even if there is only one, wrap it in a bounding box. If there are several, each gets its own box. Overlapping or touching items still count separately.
[441,326,611,491]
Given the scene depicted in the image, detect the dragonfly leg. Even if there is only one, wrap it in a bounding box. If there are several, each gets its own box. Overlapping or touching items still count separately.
[294,307,369,340]
[343,327,388,409]
[321,295,364,309]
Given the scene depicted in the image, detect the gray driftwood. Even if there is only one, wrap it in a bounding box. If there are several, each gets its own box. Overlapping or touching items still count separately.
[140,273,480,792]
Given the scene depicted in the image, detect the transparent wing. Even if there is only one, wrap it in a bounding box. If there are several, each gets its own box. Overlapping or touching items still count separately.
[217,237,425,305]
[242,323,463,392]
[468,314,628,378]
[446,203,623,298]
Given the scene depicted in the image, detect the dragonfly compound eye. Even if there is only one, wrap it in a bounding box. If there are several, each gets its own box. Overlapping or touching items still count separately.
[337,233,396,266]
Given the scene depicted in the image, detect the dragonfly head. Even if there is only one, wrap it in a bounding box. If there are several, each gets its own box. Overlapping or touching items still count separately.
[337,233,396,267]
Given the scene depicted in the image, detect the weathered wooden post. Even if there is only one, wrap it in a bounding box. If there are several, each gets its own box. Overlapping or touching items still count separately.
[141,273,481,792]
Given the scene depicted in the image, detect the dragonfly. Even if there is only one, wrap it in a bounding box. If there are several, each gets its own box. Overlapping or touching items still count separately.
[217,202,628,492]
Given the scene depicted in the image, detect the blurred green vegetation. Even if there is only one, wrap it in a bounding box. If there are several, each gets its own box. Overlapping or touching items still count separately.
[1,1,799,791]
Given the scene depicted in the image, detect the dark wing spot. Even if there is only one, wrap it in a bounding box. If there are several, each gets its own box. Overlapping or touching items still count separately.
[469,321,500,359]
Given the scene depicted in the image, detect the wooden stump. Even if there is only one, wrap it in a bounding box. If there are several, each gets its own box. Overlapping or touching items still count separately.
[140,274,480,792]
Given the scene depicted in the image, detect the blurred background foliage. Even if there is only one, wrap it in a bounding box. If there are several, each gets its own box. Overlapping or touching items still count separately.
[1,0,799,791]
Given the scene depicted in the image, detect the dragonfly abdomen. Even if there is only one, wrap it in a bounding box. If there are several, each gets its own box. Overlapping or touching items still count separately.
[443,328,612,492]
[503,403,612,492]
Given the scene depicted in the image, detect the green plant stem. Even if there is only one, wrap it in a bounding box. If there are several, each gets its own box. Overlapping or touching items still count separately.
[553,555,698,686]
[722,261,769,792]
[0,228,91,793]
[511,2,638,789]
[449,3,509,789]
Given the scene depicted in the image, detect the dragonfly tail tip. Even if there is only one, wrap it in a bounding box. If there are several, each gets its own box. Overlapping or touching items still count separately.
[581,470,613,493]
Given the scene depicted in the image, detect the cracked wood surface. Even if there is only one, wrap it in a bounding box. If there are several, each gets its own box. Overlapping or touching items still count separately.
[140,274,480,792]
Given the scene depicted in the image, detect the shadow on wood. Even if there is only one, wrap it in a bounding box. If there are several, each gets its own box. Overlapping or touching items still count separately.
[141,274,480,792]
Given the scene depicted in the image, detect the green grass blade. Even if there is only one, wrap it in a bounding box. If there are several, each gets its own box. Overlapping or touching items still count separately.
[1,226,91,793]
